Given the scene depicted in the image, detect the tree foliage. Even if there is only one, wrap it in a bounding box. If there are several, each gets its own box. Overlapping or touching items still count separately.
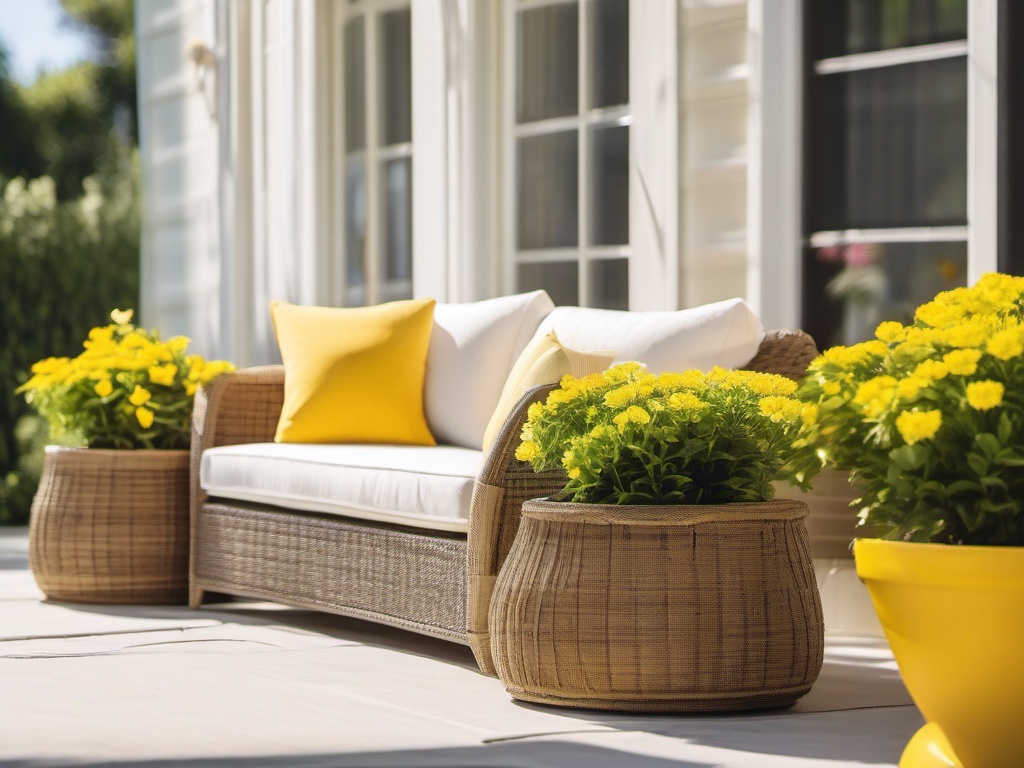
[0,0,140,523]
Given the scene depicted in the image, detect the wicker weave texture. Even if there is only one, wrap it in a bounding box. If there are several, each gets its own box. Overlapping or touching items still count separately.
[468,328,821,674]
[196,503,470,642]
[488,498,824,712]
[30,447,190,604]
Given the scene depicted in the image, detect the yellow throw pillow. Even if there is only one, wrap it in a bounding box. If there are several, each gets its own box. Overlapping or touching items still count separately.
[271,299,437,445]
[481,330,615,451]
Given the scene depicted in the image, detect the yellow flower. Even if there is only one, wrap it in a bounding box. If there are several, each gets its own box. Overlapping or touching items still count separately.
[822,380,841,396]
[135,406,154,429]
[758,396,802,423]
[148,364,178,386]
[128,385,152,406]
[800,403,819,427]
[604,381,654,409]
[603,362,645,384]
[668,392,705,412]
[853,376,898,417]
[613,405,651,430]
[875,321,906,343]
[943,349,982,376]
[567,467,581,480]
[966,380,1005,411]
[896,377,928,401]
[895,410,942,445]
[744,373,798,397]
[912,360,948,381]
[94,379,113,398]
[527,402,544,421]
[110,308,134,325]
[515,441,540,462]
[987,329,1024,361]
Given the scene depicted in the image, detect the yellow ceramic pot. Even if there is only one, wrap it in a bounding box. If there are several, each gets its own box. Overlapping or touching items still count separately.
[854,538,1024,768]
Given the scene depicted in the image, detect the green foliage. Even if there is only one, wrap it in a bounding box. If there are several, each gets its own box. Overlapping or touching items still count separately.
[0,0,136,200]
[0,44,46,183]
[19,64,116,200]
[60,0,137,141]
[0,162,139,524]
[518,364,822,505]
[800,273,1024,545]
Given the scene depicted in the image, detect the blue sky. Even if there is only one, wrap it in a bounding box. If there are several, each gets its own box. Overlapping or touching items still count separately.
[0,0,93,85]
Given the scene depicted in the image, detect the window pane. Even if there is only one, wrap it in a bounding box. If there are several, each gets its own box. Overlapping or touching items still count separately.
[517,131,579,249]
[381,157,412,286]
[802,241,967,348]
[379,8,412,146]
[517,3,579,124]
[806,57,967,231]
[808,0,967,60]
[345,157,367,306]
[518,261,579,306]
[589,258,628,310]
[590,0,629,109]
[589,124,629,245]
[344,17,366,153]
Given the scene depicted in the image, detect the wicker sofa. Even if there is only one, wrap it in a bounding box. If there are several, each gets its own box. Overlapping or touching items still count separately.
[189,297,818,675]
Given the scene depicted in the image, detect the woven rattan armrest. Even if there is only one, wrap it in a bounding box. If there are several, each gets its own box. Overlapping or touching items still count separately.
[189,366,285,603]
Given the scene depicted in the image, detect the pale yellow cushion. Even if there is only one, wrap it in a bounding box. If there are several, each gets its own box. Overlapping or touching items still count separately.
[271,299,437,445]
[481,331,615,451]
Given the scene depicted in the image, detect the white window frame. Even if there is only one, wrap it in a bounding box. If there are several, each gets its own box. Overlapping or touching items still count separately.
[332,0,414,307]
[502,0,633,309]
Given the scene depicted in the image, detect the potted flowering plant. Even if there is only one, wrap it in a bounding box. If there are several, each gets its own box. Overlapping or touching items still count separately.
[488,362,826,713]
[18,308,234,449]
[17,310,235,605]
[799,272,1024,767]
[515,362,821,504]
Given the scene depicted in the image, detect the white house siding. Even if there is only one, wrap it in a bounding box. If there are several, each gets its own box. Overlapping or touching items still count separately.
[137,0,221,357]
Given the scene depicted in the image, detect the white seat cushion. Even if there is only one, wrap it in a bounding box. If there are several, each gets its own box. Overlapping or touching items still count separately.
[425,290,554,451]
[532,297,765,374]
[200,443,482,533]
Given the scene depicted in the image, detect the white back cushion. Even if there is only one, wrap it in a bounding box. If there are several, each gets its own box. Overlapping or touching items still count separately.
[532,298,764,373]
[425,290,554,449]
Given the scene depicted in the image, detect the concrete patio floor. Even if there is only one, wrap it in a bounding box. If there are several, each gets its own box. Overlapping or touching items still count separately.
[0,527,923,767]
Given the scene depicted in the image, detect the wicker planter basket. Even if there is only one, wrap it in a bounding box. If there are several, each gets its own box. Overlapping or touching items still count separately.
[489,497,824,712]
[29,446,191,604]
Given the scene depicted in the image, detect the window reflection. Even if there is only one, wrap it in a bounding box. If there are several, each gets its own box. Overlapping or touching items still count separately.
[809,0,969,59]
[807,57,967,231]
[379,9,411,145]
[518,261,579,307]
[517,3,579,124]
[517,131,579,250]
[802,241,967,347]
[382,158,412,283]
[590,258,629,310]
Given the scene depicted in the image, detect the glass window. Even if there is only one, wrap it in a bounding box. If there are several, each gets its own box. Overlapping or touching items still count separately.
[510,0,630,309]
[517,132,579,250]
[806,57,967,231]
[810,0,968,60]
[802,241,967,347]
[518,261,580,307]
[379,9,411,145]
[589,123,629,246]
[590,0,629,109]
[517,4,579,124]
[802,0,968,347]
[341,3,412,307]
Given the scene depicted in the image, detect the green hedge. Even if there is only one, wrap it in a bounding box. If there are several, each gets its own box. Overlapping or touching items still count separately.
[0,161,139,524]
